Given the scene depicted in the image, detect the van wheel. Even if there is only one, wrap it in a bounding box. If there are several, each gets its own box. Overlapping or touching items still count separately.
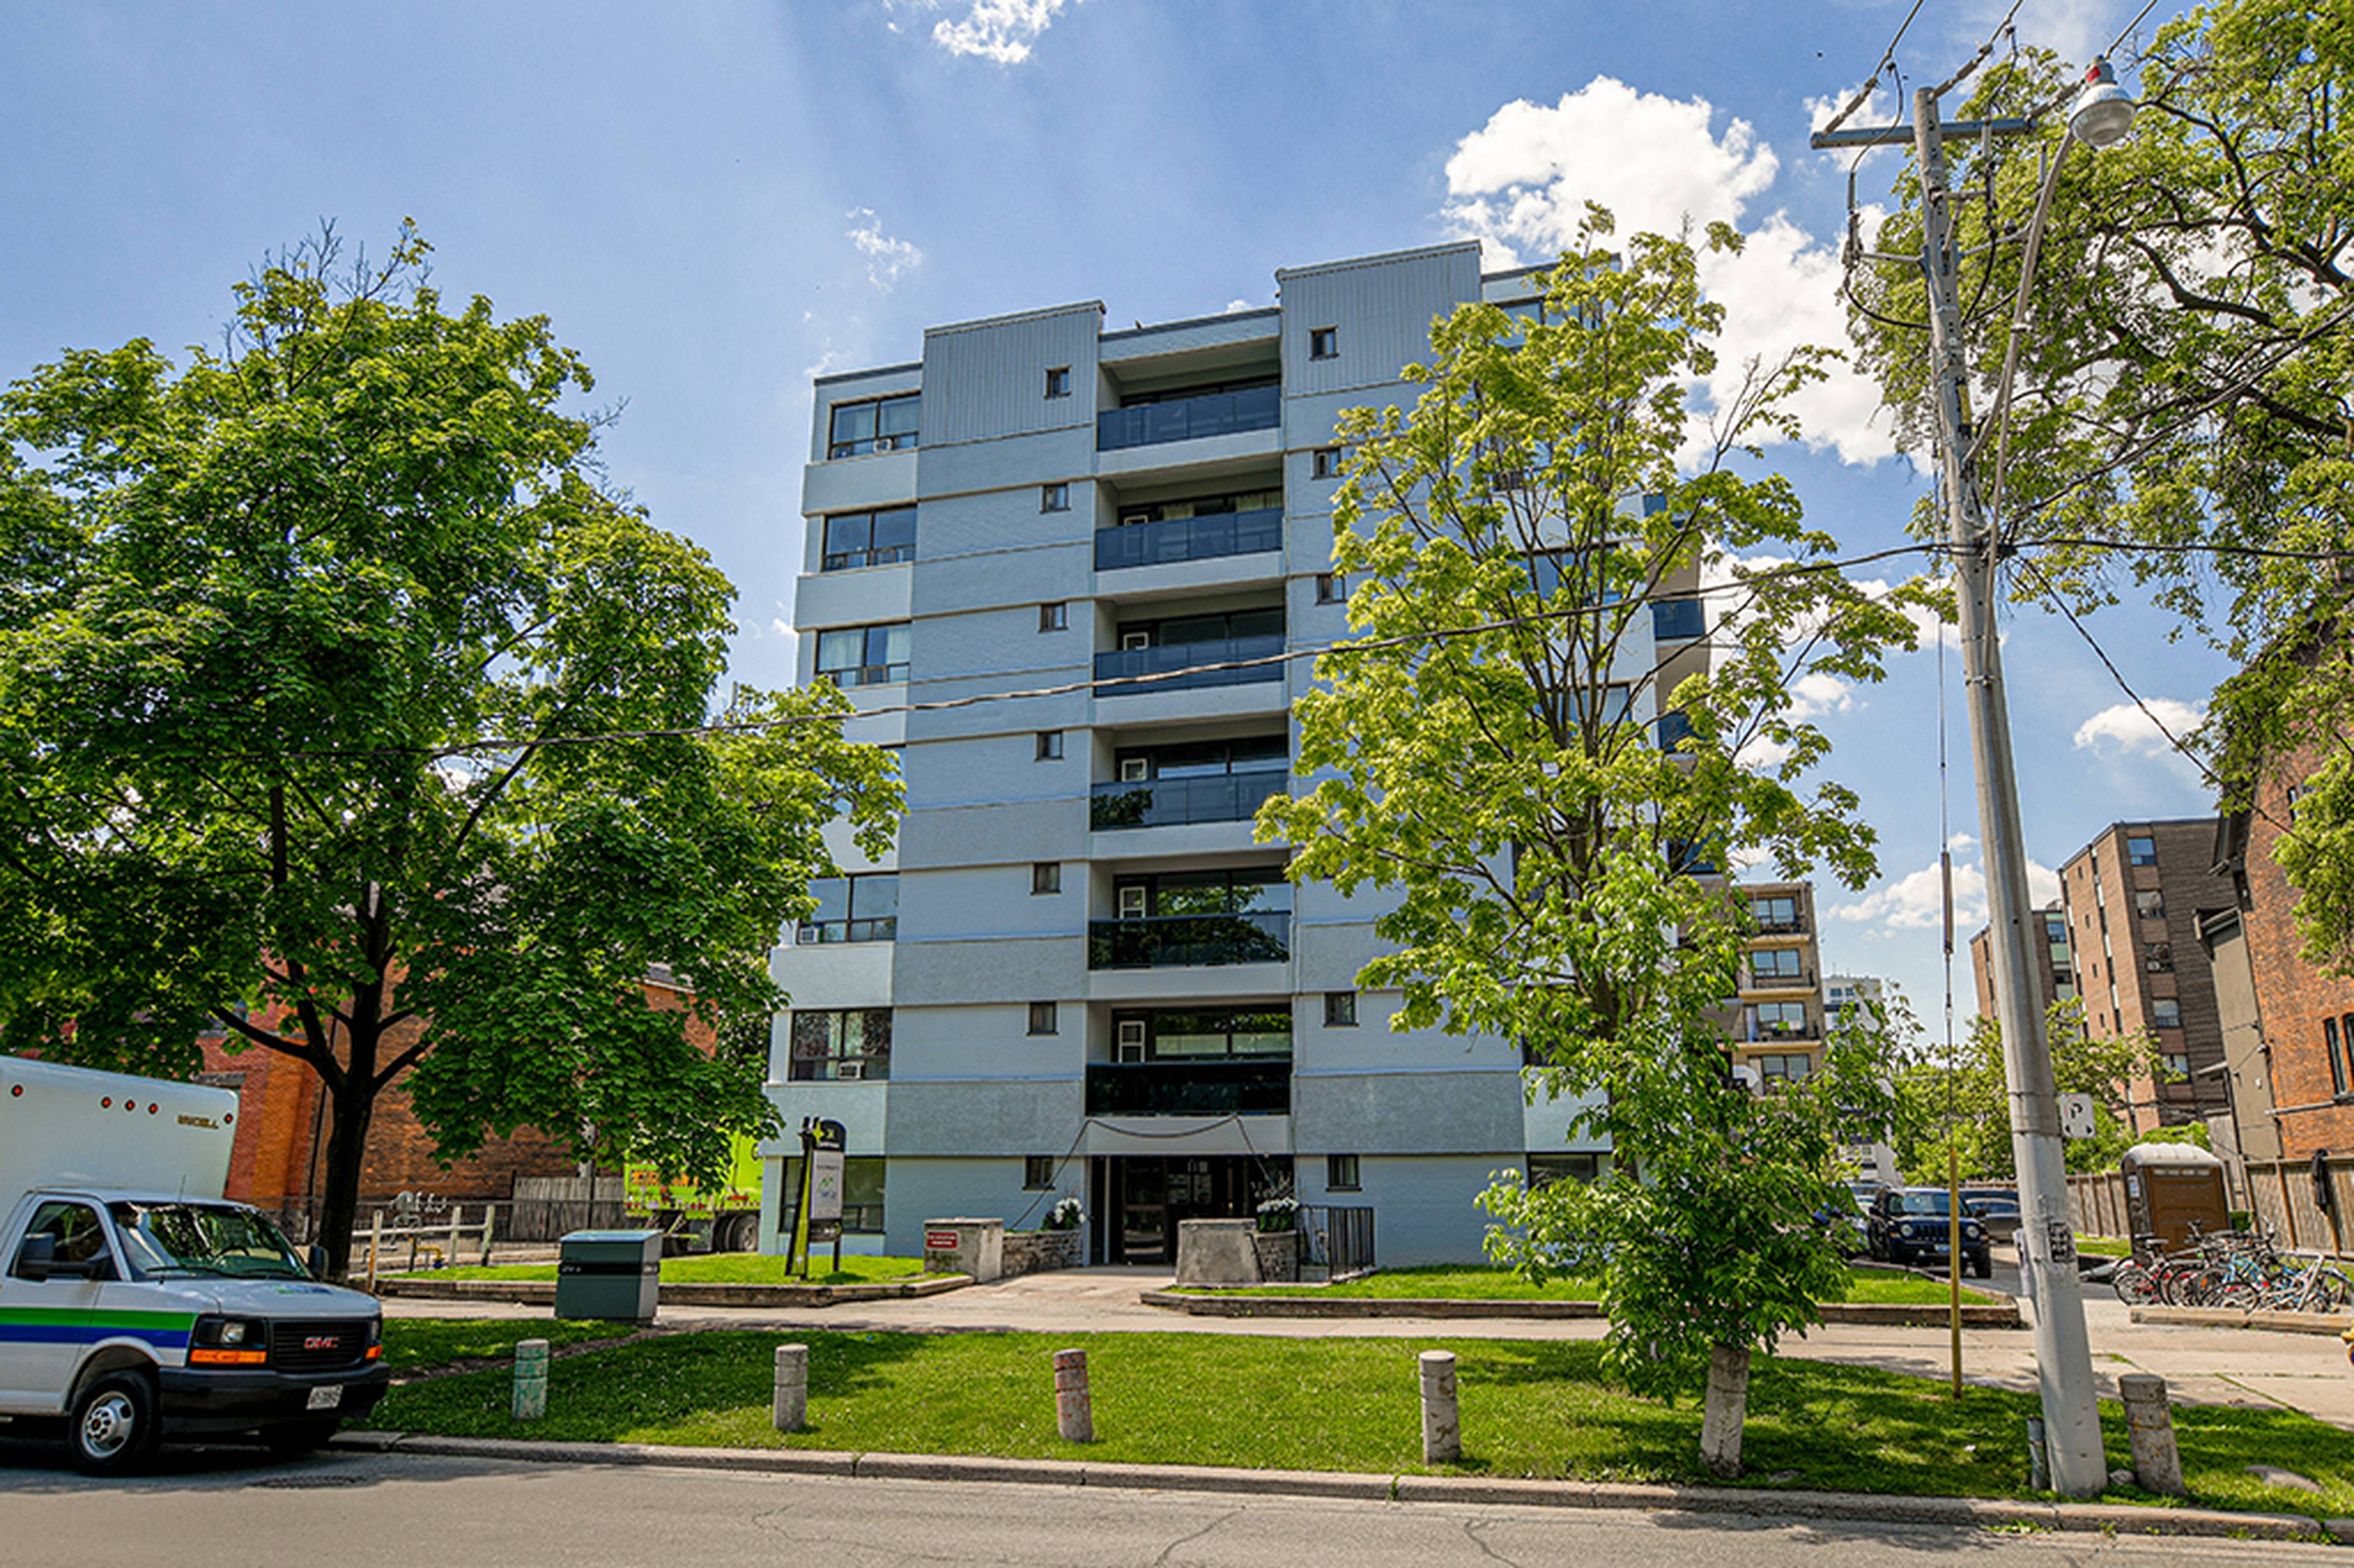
[69,1371,160,1475]
[262,1418,344,1457]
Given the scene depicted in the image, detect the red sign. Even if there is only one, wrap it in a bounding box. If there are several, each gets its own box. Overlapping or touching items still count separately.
[925,1230,959,1251]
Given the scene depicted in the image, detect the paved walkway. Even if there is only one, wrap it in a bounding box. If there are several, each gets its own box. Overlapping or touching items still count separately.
[381,1264,2354,1430]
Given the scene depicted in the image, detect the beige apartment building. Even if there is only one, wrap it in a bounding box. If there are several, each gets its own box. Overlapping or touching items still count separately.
[1734,881,1826,1087]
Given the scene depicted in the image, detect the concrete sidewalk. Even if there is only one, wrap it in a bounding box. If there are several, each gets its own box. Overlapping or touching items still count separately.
[379,1263,2354,1430]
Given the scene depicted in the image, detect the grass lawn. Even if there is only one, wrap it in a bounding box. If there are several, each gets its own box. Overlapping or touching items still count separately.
[383,1319,639,1374]
[1175,1263,1997,1307]
[2074,1236,2135,1258]
[397,1253,926,1287]
[368,1326,2352,1517]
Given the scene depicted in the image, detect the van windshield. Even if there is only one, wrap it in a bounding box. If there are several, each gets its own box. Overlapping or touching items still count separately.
[107,1201,309,1281]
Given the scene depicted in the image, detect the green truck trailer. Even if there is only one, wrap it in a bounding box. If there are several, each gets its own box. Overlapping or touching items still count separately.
[622,1136,763,1254]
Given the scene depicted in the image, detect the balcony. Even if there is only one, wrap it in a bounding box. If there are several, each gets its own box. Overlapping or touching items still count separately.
[1741,967,1815,994]
[1085,1059,1292,1117]
[1094,634,1286,696]
[1741,1010,1817,1043]
[1097,385,1281,452]
[1095,506,1283,571]
[1087,912,1290,970]
[1091,768,1289,831]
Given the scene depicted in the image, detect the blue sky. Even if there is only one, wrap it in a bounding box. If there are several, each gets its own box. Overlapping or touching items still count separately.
[1,1,2225,1036]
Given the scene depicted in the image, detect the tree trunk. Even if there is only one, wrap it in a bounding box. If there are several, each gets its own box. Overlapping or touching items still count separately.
[1699,1341,1751,1479]
[314,1076,379,1283]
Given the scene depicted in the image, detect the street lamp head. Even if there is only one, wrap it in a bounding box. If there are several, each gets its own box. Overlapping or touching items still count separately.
[2068,55,2136,150]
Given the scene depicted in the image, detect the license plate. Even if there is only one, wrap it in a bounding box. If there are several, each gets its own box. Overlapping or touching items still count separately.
[306,1385,343,1411]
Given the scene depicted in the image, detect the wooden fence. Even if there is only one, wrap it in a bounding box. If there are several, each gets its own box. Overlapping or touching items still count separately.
[2069,1155,2354,1259]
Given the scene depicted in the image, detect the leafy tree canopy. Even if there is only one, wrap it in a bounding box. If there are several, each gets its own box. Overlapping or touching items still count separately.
[0,225,899,1271]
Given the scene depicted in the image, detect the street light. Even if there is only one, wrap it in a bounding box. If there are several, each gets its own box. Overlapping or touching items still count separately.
[2069,56,2137,150]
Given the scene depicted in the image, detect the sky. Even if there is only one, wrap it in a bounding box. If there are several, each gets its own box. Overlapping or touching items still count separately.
[1,0,2227,1041]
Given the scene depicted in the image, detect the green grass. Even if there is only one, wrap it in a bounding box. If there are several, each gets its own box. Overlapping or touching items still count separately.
[383,1318,638,1374]
[1175,1263,1997,1307]
[397,1252,926,1286]
[367,1328,2353,1515]
[2074,1236,2135,1258]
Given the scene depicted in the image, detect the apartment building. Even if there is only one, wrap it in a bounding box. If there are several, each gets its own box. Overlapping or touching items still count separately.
[760,241,1714,1266]
[2054,820,2235,1127]
[1731,883,1827,1088]
[1968,902,2079,1031]
[1824,974,1886,1035]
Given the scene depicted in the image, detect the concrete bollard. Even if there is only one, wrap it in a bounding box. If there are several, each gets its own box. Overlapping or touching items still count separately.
[512,1338,549,1421]
[2026,1416,2049,1491]
[1053,1348,1094,1443]
[2117,1372,2185,1496]
[1420,1350,1461,1464]
[774,1343,809,1433]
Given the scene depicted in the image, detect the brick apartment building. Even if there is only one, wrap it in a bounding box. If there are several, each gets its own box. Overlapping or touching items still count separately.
[1968,901,2079,1031]
[2212,732,2354,1162]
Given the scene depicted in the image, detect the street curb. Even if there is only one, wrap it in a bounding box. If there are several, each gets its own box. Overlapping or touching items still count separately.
[373,1274,971,1309]
[1138,1290,2025,1330]
[326,1431,2337,1542]
[2130,1305,2354,1338]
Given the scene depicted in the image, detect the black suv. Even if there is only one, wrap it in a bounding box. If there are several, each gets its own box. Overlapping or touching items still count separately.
[1865,1187,1992,1277]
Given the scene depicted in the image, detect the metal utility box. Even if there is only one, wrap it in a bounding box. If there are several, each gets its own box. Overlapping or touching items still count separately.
[555,1228,663,1322]
[2120,1144,2231,1255]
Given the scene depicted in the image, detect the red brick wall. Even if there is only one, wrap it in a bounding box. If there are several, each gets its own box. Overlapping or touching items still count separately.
[2241,738,2354,1159]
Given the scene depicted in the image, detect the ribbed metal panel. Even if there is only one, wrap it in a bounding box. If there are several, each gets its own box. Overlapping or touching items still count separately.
[1279,243,1482,398]
[922,305,1101,447]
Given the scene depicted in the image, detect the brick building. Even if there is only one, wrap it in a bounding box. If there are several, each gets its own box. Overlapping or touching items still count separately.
[2054,819,2236,1128]
[2212,736,2354,1162]
[1968,901,2078,1032]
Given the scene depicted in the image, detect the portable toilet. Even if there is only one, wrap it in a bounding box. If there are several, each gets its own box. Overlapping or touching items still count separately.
[2120,1143,2231,1253]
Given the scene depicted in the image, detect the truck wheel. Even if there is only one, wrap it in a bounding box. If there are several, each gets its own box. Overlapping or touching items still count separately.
[69,1371,161,1476]
[262,1418,344,1457]
[725,1213,759,1252]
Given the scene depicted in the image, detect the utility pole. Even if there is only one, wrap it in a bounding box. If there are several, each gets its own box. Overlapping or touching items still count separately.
[1815,89,2108,1497]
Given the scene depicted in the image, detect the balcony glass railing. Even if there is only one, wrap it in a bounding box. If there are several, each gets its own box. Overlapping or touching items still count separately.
[1087,911,1290,969]
[1095,506,1284,571]
[1085,1059,1292,1116]
[1741,967,1815,992]
[1094,634,1286,696]
[1097,385,1281,452]
[1091,768,1289,831]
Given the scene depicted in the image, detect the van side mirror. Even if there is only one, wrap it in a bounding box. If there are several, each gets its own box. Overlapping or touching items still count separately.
[306,1244,328,1280]
[13,1234,55,1284]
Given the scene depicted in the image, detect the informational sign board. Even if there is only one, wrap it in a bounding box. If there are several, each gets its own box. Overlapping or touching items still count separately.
[786,1117,850,1276]
[2057,1092,2097,1141]
[926,1229,959,1251]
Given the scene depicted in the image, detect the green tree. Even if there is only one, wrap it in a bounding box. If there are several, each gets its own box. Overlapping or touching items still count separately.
[1258,213,1924,1476]
[1893,1007,2173,1182]
[0,226,899,1276]
[1846,0,2354,964]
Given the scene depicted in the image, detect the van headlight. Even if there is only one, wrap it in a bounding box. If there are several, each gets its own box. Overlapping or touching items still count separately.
[188,1315,269,1365]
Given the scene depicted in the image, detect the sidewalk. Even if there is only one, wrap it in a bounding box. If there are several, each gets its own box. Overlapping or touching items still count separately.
[379,1264,2354,1430]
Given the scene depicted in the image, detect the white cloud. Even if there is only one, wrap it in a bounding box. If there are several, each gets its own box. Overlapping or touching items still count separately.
[845,209,923,290]
[910,0,1087,65]
[1439,77,1895,466]
[1828,834,2060,932]
[2072,698,2206,758]
[1224,298,1256,314]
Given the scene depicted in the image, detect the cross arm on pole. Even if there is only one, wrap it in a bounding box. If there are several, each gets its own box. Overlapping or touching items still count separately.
[1811,117,2036,150]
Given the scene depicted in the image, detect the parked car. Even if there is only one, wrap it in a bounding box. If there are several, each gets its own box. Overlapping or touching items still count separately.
[1865,1186,1992,1277]
[1963,1190,2023,1241]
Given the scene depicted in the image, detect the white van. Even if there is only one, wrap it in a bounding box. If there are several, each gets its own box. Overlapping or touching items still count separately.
[1,1056,389,1472]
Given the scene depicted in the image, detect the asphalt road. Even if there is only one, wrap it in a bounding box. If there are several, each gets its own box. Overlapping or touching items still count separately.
[0,1448,2336,1568]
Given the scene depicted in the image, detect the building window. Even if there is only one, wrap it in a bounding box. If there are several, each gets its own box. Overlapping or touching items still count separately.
[1324,991,1358,1027]
[1751,1002,1810,1040]
[2161,1051,2192,1083]
[1529,1153,1599,1187]
[2133,889,2165,920]
[1038,601,1067,632]
[1749,948,1805,982]
[1032,861,1062,896]
[2127,835,2158,867]
[820,506,916,571]
[2330,1018,2346,1096]
[1326,1154,1361,1191]
[798,874,897,944]
[1309,326,1339,360]
[815,623,911,687]
[2143,942,2174,973]
[1027,1002,1059,1035]
[1042,482,1070,512]
[1753,1052,1814,1083]
[2152,998,2182,1029]
[1024,1155,1056,1189]
[788,1008,891,1081]
[1035,730,1064,761]
[1312,446,1343,479]
[828,392,920,459]
[1110,1007,1292,1060]
[1315,573,1349,604]
[1045,367,1072,399]
[1749,895,1802,934]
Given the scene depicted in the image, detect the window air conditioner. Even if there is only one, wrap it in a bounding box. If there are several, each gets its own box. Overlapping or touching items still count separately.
[836,1060,864,1081]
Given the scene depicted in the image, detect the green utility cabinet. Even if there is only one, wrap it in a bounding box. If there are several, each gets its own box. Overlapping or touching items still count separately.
[555,1228,663,1323]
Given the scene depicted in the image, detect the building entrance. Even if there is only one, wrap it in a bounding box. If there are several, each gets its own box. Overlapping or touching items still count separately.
[1089,1155,1291,1265]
